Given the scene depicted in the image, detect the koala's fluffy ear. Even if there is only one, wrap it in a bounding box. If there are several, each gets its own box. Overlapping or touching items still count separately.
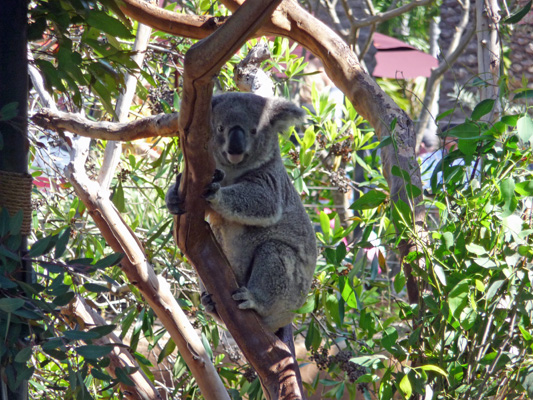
[263,98,306,133]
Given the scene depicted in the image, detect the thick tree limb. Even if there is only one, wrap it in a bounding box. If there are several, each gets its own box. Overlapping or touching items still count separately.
[117,0,227,39]
[174,1,304,399]
[63,136,230,400]
[32,109,179,141]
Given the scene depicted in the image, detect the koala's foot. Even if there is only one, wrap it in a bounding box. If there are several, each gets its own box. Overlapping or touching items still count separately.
[202,169,225,202]
[201,291,219,317]
[232,286,263,313]
[165,173,185,215]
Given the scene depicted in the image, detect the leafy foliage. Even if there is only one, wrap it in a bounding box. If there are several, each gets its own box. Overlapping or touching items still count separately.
[3,1,532,399]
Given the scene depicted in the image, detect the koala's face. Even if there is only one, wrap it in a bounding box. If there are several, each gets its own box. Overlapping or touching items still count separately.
[211,93,305,169]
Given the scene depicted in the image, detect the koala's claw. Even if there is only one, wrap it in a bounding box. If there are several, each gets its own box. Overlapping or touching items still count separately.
[165,174,186,215]
[202,182,220,201]
[232,287,258,310]
[213,169,225,183]
[201,291,218,315]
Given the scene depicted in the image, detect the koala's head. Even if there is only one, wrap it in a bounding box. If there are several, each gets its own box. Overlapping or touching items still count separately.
[211,93,305,169]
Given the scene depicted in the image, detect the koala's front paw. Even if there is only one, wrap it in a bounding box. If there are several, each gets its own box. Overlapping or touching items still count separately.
[232,287,259,311]
[202,169,225,202]
[201,291,217,314]
[202,183,221,202]
[165,173,185,215]
[213,168,225,183]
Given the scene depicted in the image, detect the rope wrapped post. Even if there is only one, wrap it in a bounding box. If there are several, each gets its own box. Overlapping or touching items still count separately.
[0,171,33,235]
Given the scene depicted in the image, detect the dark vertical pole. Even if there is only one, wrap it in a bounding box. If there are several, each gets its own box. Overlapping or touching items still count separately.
[0,0,30,399]
[0,1,29,170]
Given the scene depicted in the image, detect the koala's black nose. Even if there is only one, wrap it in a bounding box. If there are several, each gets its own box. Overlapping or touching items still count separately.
[227,126,246,155]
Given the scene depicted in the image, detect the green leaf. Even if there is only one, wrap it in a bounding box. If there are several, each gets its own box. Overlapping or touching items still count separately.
[8,210,23,235]
[514,89,533,100]
[436,109,454,121]
[64,330,101,341]
[350,190,387,210]
[76,345,113,359]
[93,253,124,269]
[486,279,505,300]
[515,181,533,196]
[91,368,113,381]
[419,364,447,376]
[381,327,398,352]
[14,346,33,363]
[302,126,316,151]
[295,296,315,314]
[319,211,331,242]
[54,227,71,259]
[398,374,412,399]
[52,291,75,306]
[457,139,477,156]
[28,235,56,258]
[448,280,470,317]
[86,10,134,39]
[466,243,487,255]
[434,263,447,286]
[517,115,533,143]
[503,0,532,23]
[158,338,176,364]
[112,182,126,213]
[84,283,109,293]
[0,298,25,312]
[500,177,517,215]
[394,270,405,293]
[115,367,136,386]
[391,165,411,183]
[443,122,481,139]
[471,99,495,121]
[89,324,116,338]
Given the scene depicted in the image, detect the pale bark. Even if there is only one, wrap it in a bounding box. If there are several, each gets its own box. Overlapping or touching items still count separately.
[64,137,231,400]
[64,296,161,400]
[476,0,501,112]
[234,43,274,97]
[98,21,152,190]
[32,109,178,141]
[414,0,475,149]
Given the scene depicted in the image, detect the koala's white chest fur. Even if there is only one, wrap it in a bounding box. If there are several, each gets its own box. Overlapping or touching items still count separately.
[206,212,252,284]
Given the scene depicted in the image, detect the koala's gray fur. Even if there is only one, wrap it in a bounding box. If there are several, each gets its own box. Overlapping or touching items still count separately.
[167,92,317,332]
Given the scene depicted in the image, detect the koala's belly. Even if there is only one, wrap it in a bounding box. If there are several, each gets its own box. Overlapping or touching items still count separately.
[207,215,256,285]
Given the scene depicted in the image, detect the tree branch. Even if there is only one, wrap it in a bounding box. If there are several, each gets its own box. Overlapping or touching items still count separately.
[414,0,475,148]
[174,1,305,398]
[31,109,179,141]
[345,0,435,29]
[63,295,161,400]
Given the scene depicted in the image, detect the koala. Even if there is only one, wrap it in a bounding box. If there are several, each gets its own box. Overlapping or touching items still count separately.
[166,92,317,332]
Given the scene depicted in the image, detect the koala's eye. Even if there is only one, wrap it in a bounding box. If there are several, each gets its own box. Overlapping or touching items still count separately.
[250,129,257,135]
[217,125,224,133]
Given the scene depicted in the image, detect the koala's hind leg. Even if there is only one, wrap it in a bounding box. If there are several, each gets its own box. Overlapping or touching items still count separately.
[232,241,307,331]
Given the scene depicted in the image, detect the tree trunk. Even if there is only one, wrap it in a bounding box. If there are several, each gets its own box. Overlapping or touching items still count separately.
[0,0,31,399]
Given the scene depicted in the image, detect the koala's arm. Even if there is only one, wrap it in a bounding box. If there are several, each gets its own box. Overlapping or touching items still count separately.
[206,173,283,227]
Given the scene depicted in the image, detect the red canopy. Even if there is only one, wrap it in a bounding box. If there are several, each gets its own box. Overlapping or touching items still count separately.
[372,33,438,79]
